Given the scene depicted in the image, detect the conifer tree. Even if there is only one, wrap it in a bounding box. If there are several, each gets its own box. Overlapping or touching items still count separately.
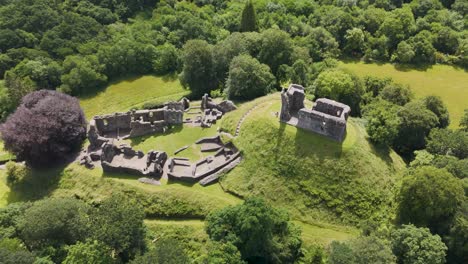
[240,0,258,32]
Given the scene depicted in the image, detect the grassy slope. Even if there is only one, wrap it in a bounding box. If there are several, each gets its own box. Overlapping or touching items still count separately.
[220,94,406,226]
[79,75,189,119]
[340,61,468,128]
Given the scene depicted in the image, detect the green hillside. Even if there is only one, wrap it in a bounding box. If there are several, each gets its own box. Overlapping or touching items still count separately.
[221,94,407,225]
[340,61,468,128]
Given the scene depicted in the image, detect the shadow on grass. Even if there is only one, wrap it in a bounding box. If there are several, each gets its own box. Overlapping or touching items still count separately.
[7,163,67,204]
[294,127,343,159]
[367,140,394,166]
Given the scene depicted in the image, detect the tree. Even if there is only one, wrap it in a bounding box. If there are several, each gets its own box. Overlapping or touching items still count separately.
[131,238,189,264]
[179,39,216,96]
[18,198,90,258]
[459,109,468,131]
[0,90,86,166]
[60,55,107,95]
[380,83,413,106]
[206,198,302,263]
[408,31,436,64]
[313,69,364,116]
[398,166,464,234]
[152,43,180,75]
[328,241,355,264]
[426,128,467,159]
[63,240,114,264]
[392,101,438,154]
[226,54,276,100]
[303,27,340,61]
[290,59,310,87]
[423,96,450,128]
[0,248,36,264]
[203,241,245,264]
[391,224,447,264]
[362,99,401,145]
[349,236,396,264]
[240,0,258,32]
[392,41,415,63]
[258,29,293,75]
[344,28,365,55]
[91,194,146,262]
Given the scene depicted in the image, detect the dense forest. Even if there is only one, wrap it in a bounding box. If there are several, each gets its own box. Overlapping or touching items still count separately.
[0,0,467,119]
[0,0,467,263]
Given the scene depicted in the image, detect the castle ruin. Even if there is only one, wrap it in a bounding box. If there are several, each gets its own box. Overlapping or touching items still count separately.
[280,84,351,142]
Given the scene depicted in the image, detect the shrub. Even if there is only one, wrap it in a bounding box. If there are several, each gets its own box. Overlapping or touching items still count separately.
[0,90,86,166]
[5,161,30,187]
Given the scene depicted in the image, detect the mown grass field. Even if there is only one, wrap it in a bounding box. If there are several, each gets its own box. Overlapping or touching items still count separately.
[340,61,468,128]
[79,75,190,118]
[220,95,406,226]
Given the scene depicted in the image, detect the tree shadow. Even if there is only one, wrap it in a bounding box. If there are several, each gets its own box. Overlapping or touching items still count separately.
[367,140,394,166]
[294,127,343,160]
[7,162,68,204]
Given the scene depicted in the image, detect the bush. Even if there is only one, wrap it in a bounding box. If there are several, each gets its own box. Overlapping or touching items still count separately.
[5,161,29,187]
[226,54,276,100]
[0,90,86,166]
[379,83,413,106]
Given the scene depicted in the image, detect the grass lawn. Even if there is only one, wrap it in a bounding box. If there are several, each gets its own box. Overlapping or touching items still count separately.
[79,75,190,119]
[0,169,8,208]
[127,125,218,161]
[340,61,468,128]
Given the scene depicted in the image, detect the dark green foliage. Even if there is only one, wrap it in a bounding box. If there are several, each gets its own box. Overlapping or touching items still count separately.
[313,69,364,116]
[240,1,258,32]
[226,54,276,100]
[328,236,396,264]
[459,109,468,131]
[0,247,36,264]
[398,166,464,234]
[206,198,302,264]
[379,83,413,106]
[63,240,113,264]
[17,198,90,262]
[0,90,86,166]
[328,241,355,264]
[152,43,180,75]
[362,99,401,145]
[91,194,146,262]
[433,155,468,179]
[363,76,393,97]
[0,203,31,240]
[393,101,438,155]
[179,39,217,96]
[258,29,293,75]
[302,27,340,61]
[426,128,468,159]
[391,224,447,264]
[446,210,468,264]
[60,55,107,95]
[131,238,189,264]
[203,241,245,264]
[423,95,450,128]
[349,236,396,264]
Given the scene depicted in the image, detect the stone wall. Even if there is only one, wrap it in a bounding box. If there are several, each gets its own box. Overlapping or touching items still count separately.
[280,84,351,142]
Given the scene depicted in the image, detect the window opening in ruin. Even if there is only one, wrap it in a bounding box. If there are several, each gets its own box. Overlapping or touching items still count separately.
[321,121,326,131]
[337,110,341,116]
[103,119,108,126]
[149,112,153,118]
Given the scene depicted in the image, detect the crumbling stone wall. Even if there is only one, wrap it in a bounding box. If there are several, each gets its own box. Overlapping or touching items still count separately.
[280,84,351,142]
[88,105,184,147]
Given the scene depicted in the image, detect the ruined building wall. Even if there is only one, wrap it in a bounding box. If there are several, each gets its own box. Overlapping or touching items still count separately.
[297,109,347,141]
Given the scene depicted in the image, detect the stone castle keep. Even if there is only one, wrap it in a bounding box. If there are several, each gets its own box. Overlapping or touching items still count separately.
[280,84,351,142]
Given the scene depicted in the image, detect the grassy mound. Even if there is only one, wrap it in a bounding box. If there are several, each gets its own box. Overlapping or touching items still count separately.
[340,61,468,128]
[79,75,189,118]
[220,95,406,225]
